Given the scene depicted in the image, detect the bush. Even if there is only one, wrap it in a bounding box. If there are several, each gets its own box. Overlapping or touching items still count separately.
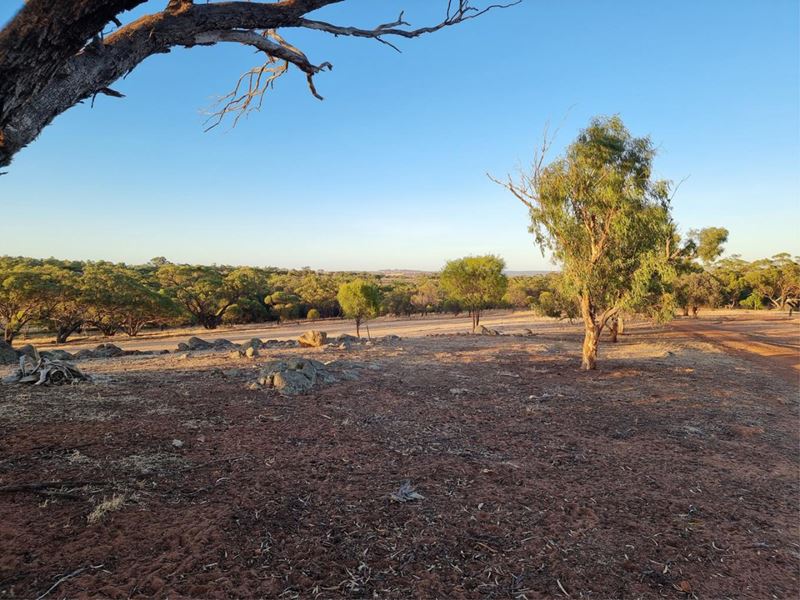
[740,293,765,310]
[306,308,321,320]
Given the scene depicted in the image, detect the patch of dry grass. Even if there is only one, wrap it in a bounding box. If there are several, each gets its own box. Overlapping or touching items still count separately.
[87,494,124,524]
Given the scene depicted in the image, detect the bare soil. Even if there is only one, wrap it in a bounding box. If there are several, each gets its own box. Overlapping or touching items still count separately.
[0,315,797,599]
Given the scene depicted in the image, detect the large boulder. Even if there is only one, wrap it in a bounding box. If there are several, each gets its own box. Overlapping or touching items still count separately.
[0,341,17,365]
[298,330,327,348]
[257,358,334,395]
[93,343,124,358]
[212,338,237,350]
[41,349,75,361]
[186,337,212,351]
[240,338,263,352]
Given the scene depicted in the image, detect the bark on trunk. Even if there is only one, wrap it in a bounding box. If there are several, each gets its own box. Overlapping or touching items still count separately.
[355,318,361,338]
[580,293,601,370]
[682,305,689,317]
[3,328,15,344]
[55,321,83,344]
[582,323,600,370]
[608,318,619,343]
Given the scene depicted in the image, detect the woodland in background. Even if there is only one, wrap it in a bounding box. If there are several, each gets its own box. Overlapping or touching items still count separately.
[0,250,797,346]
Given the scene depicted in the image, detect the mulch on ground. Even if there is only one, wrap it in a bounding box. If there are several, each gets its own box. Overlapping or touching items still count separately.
[0,327,797,599]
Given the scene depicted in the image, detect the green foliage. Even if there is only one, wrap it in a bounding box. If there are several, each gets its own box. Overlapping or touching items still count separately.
[157,264,245,329]
[337,279,382,336]
[674,271,722,316]
[688,227,729,264]
[306,308,321,320]
[440,255,507,331]
[740,293,766,310]
[0,257,56,344]
[744,253,800,310]
[501,115,675,368]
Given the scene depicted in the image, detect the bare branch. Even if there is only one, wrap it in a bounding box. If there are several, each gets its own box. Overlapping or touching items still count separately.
[0,0,521,168]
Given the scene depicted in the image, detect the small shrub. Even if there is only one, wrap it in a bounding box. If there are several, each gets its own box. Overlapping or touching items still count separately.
[306,308,321,320]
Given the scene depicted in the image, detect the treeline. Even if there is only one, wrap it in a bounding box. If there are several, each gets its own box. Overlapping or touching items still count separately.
[0,255,564,345]
[675,253,800,316]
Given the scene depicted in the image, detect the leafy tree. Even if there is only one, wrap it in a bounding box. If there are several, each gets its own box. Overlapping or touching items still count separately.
[744,254,800,310]
[496,115,674,369]
[265,290,303,322]
[409,279,441,315]
[440,255,508,332]
[712,256,752,308]
[43,266,86,343]
[337,279,381,337]
[0,259,52,344]
[674,271,723,317]
[687,227,729,265]
[157,264,242,329]
[381,284,415,317]
[83,263,178,336]
[0,1,515,169]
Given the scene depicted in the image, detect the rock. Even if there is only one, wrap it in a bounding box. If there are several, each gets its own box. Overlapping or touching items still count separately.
[0,341,17,365]
[93,343,124,358]
[186,337,212,351]
[171,439,184,449]
[479,325,500,336]
[176,342,189,352]
[273,370,316,395]
[449,388,469,395]
[336,334,359,343]
[16,344,38,359]
[298,330,327,348]
[245,346,258,359]
[379,335,402,344]
[228,350,242,360]
[240,338,263,352]
[212,338,237,350]
[41,349,75,361]
[257,358,334,395]
[74,349,96,360]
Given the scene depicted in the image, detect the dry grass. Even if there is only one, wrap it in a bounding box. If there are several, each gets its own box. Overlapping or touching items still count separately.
[87,494,125,524]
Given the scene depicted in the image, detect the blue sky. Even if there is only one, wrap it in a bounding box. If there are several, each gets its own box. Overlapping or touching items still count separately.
[1,0,798,271]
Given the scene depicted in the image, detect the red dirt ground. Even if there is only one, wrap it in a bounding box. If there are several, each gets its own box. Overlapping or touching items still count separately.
[0,316,797,599]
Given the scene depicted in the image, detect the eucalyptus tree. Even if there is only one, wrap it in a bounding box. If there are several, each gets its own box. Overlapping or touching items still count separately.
[337,279,381,337]
[495,116,675,369]
[440,255,508,332]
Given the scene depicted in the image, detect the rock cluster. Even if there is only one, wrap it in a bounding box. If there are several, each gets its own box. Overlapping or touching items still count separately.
[255,358,337,395]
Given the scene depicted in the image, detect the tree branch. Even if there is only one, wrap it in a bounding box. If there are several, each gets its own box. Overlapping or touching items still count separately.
[0,0,519,169]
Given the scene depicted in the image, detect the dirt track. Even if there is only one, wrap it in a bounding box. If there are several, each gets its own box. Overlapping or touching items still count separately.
[0,314,797,599]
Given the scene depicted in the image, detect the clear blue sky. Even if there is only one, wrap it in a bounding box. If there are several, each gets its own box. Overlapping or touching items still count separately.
[1,0,798,271]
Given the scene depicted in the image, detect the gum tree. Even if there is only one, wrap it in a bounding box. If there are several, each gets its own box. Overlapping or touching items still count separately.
[440,255,507,332]
[495,116,675,369]
[337,278,381,338]
[0,0,518,169]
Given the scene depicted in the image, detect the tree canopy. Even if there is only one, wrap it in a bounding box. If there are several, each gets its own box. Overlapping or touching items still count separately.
[496,115,675,369]
[440,255,508,332]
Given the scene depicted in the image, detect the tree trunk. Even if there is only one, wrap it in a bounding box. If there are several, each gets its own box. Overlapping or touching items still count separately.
[682,305,689,317]
[55,321,83,344]
[3,328,15,344]
[691,305,698,318]
[582,323,601,370]
[608,317,619,343]
[618,317,624,335]
[579,293,601,370]
[355,317,361,338]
